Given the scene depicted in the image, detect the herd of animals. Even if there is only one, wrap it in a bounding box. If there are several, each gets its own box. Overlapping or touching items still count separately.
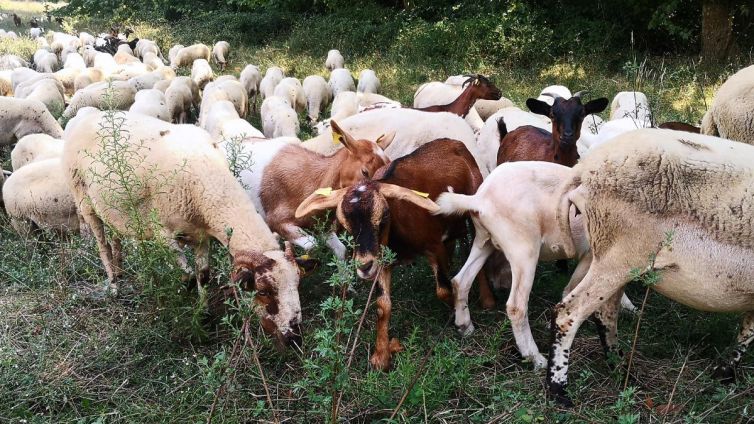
[0,20,753,407]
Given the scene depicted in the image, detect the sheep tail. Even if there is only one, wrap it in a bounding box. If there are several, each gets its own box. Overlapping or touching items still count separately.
[556,173,583,258]
[434,192,477,216]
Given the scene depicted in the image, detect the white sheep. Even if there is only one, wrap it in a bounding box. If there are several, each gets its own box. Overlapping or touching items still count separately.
[240,64,261,113]
[325,49,344,70]
[73,67,105,92]
[199,78,248,126]
[0,70,12,96]
[129,89,171,121]
[302,75,331,124]
[15,77,65,117]
[61,80,137,122]
[29,27,43,38]
[60,46,79,64]
[273,77,306,113]
[191,58,214,90]
[435,161,634,369]
[63,52,86,70]
[142,51,164,71]
[79,32,95,46]
[170,43,211,69]
[93,52,118,75]
[701,64,754,144]
[152,79,171,93]
[356,69,380,94]
[203,99,241,140]
[114,48,140,65]
[0,97,64,145]
[134,39,165,63]
[537,85,571,104]
[62,111,303,346]
[314,91,400,134]
[11,133,63,170]
[212,41,230,71]
[328,68,355,98]
[259,66,284,100]
[610,91,652,124]
[2,158,79,236]
[547,129,754,406]
[34,50,59,73]
[165,79,194,124]
[168,44,184,64]
[128,66,175,91]
[473,97,516,121]
[261,96,299,138]
[0,54,28,70]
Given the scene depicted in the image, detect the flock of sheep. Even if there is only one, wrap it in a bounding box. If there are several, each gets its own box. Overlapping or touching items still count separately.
[1,22,754,407]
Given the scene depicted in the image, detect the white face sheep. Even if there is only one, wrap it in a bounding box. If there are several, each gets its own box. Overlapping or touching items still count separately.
[170,43,211,69]
[129,89,171,122]
[261,96,300,138]
[302,75,332,124]
[0,97,64,145]
[191,58,214,90]
[273,77,306,114]
[325,49,345,70]
[701,64,754,144]
[62,110,303,347]
[548,128,754,406]
[609,91,652,124]
[240,64,262,114]
[356,69,380,94]
[328,68,355,99]
[259,66,284,100]
[212,41,230,71]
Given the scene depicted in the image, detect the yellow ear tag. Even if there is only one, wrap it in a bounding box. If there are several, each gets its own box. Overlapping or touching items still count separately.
[315,187,333,196]
[412,190,430,198]
[332,131,342,145]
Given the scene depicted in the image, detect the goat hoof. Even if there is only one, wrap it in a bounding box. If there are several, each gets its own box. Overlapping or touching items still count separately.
[456,322,475,337]
[712,364,736,384]
[389,337,403,353]
[370,352,391,371]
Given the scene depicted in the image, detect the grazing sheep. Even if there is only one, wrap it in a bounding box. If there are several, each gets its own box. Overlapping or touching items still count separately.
[328,68,355,98]
[168,44,184,64]
[142,51,164,71]
[11,133,63,170]
[0,70,12,96]
[203,99,241,140]
[2,158,79,236]
[170,43,211,69]
[314,91,400,134]
[0,98,64,145]
[152,79,171,93]
[356,69,380,94]
[114,48,139,65]
[261,96,299,138]
[259,66,284,100]
[212,41,230,71]
[62,110,303,347]
[61,80,137,122]
[240,64,262,114]
[93,52,118,75]
[701,64,754,144]
[63,52,86,70]
[34,50,59,73]
[29,27,43,38]
[134,39,165,62]
[547,129,754,406]
[15,77,65,117]
[165,79,194,124]
[609,91,652,124]
[79,32,95,46]
[325,49,344,70]
[129,89,170,121]
[0,54,28,70]
[302,75,332,123]
[273,77,306,113]
[199,78,248,127]
[219,118,264,141]
[191,58,214,90]
[73,67,105,92]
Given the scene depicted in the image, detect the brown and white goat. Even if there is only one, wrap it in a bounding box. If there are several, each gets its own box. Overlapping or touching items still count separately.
[295,139,493,370]
[496,91,608,167]
[415,75,502,118]
[233,120,394,258]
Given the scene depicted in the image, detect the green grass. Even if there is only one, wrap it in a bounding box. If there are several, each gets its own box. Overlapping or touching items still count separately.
[1,4,753,423]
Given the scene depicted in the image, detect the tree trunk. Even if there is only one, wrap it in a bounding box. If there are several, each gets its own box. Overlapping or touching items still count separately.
[701,0,734,63]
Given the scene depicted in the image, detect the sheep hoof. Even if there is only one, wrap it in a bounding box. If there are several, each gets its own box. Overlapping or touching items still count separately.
[712,364,736,384]
[456,322,475,337]
[531,354,548,370]
[548,382,574,408]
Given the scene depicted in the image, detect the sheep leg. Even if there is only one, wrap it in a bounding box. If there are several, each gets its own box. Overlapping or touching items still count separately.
[713,311,754,383]
[590,290,624,362]
[563,252,637,314]
[506,250,546,369]
[84,212,118,295]
[111,236,123,278]
[452,227,495,336]
[194,238,210,293]
[427,243,454,306]
[547,261,629,406]
[370,266,399,371]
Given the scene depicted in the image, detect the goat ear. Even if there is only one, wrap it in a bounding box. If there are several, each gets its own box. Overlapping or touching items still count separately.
[330,120,357,152]
[584,97,609,115]
[526,98,551,117]
[378,183,440,214]
[295,188,346,219]
[376,131,395,150]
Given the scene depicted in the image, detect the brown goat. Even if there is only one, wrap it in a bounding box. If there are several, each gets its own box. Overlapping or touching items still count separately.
[658,121,701,133]
[416,75,502,118]
[295,139,492,370]
[497,92,608,167]
[250,120,394,258]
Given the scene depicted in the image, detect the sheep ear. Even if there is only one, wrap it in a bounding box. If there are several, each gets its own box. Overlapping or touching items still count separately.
[526,98,551,117]
[330,120,356,152]
[232,265,256,291]
[295,187,346,219]
[377,183,440,214]
[375,131,395,150]
[584,97,609,115]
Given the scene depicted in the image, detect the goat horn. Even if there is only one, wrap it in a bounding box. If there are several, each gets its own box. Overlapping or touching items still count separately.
[540,92,563,99]
[573,90,589,98]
